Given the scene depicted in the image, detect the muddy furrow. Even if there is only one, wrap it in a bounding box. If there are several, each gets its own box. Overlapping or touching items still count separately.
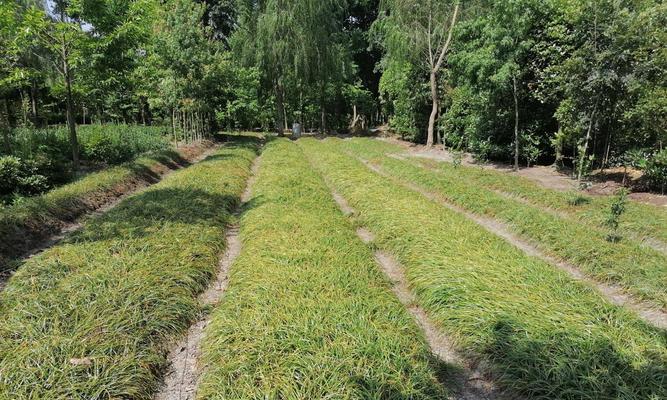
[327,181,508,399]
[360,158,667,330]
[153,155,261,400]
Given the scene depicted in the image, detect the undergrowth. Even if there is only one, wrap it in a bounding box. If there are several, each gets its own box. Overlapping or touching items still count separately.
[300,137,667,400]
[198,139,446,399]
[0,140,257,399]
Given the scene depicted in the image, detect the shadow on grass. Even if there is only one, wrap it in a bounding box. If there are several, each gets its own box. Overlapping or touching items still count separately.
[486,317,667,399]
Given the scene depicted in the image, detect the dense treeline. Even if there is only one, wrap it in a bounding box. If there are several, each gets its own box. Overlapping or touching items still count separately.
[1,0,666,190]
[375,0,666,187]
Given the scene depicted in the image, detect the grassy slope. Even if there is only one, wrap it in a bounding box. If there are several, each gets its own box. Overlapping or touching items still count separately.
[0,141,257,399]
[0,147,207,267]
[198,139,445,399]
[300,138,666,400]
[342,138,667,308]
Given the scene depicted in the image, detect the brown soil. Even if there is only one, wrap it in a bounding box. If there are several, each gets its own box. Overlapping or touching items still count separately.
[0,142,217,290]
[153,156,261,400]
[362,158,667,329]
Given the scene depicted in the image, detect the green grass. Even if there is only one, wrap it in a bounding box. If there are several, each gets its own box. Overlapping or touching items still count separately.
[0,148,206,268]
[0,140,258,399]
[352,138,667,247]
[341,138,667,308]
[197,139,446,399]
[300,137,667,400]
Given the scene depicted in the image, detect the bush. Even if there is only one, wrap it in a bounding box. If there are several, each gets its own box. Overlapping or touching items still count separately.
[643,149,667,193]
[0,156,50,202]
[83,131,134,164]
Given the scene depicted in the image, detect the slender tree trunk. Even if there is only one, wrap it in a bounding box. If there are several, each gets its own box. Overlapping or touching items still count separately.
[2,98,12,153]
[61,37,79,169]
[171,107,177,147]
[577,104,598,181]
[427,70,438,147]
[513,74,519,171]
[30,81,39,127]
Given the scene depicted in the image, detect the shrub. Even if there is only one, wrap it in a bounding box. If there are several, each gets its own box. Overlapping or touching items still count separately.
[0,156,50,202]
[83,130,134,164]
[643,149,667,193]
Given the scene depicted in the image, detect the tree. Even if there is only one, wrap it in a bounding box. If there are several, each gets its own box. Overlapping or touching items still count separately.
[379,0,460,147]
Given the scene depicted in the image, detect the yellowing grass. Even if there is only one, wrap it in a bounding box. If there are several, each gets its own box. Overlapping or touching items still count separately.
[0,140,257,399]
[300,137,667,400]
[198,139,445,399]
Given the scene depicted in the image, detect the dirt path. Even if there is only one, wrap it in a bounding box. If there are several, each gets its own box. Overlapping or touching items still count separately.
[0,144,219,293]
[153,155,261,400]
[360,158,667,330]
[324,177,509,399]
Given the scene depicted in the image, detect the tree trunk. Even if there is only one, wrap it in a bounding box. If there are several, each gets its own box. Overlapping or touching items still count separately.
[2,98,12,153]
[513,74,519,171]
[427,70,438,147]
[62,38,79,169]
[30,81,39,127]
[577,104,598,181]
[274,80,285,136]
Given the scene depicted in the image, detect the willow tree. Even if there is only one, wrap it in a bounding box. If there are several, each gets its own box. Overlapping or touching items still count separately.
[380,0,460,147]
[233,0,350,133]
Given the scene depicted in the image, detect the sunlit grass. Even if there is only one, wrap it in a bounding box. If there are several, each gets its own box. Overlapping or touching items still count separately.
[198,139,446,399]
[343,138,667,308]
[0,140,258,399]
[0,148,204,267]
[300,137,667,399]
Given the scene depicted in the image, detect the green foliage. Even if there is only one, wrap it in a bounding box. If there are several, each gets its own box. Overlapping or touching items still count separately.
[605,188,628,242]
[643,149,667,193]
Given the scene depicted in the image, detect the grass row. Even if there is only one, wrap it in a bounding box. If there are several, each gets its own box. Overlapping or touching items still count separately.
[0,140,257,399]
[342,138,667,308]
[364,138,667,246]
[0,146,207,268]
[197,139,446,399]
[300,137,666,400]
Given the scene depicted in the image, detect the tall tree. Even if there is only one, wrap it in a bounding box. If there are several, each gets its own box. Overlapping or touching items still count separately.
[379,0,461,147]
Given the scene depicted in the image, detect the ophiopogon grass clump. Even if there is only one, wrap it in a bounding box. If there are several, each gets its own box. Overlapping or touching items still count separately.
[342,138,667,308]
[301,137,667,400]
[198,139,446,399]
[0,147,207,268]
[356,138,667,246]
[0,140,258,399]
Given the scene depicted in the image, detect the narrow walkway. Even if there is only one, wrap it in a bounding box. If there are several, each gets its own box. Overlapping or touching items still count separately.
[360,157,667,330]
[153,155,261,400]
[327,184,509,400]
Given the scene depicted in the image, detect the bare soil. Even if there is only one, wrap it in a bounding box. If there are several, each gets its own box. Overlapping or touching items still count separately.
[153,156,261,400]
[362,158,667,330]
